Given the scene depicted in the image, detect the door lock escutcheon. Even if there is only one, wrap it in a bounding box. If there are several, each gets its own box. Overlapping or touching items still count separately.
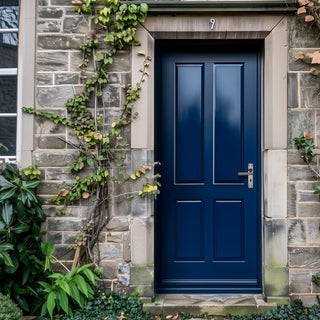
[238,163,253,188]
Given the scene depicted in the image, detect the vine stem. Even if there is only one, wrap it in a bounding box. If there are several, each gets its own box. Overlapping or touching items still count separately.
[307,161,320,178]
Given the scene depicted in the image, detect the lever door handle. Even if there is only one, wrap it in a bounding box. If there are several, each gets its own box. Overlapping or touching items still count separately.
[237,163,253,188]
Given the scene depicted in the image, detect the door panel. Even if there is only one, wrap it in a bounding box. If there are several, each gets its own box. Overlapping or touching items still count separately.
[156,41,261,293]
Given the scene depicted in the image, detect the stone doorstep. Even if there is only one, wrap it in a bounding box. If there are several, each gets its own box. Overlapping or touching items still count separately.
[143,294,278,317]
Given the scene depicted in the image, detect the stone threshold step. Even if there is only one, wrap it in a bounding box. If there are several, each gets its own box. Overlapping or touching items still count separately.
[143,294,278,317]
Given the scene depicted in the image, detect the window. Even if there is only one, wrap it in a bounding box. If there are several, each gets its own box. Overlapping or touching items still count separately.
[0,0,19,161]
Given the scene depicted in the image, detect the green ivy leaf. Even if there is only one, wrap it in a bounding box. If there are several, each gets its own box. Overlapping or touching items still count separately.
[2,200,13,225]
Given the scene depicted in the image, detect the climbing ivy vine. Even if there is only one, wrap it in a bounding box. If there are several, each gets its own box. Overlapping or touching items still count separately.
[23,0,159,267]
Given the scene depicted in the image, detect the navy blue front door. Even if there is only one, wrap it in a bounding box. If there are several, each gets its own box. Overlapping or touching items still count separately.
[155,41,261,293]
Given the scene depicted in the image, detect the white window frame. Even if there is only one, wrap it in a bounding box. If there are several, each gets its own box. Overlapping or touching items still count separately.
[0,11,19,162]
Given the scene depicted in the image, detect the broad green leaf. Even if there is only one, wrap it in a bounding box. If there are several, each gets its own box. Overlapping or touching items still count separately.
[15,295,30,312]
[87,158,94,167]
[22,266,31,285]
[26,285,39,297]
[2,200,13,225]
[0,243,14,251]
[49,272,64,280]
[57,288,69,315]
[68,281,82,307]
[38,281,53,292]
[47,291,57,320]
[5,255,18,273]
[82,267,97,284]
[73,274,89,297]
[12,224,30,234]
[41,301,48,317]
[0,186,17,201]
[56,279,70,295]
[0,175,15,189]
[0,250,14,267]
[140,3,148,13]
[22,180,40,189]
[42,241,54,256]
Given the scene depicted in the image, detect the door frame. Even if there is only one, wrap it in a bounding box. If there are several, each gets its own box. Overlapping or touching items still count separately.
[129,15,288,303]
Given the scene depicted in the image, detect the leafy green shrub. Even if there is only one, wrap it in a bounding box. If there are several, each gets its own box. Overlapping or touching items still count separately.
[0,292,23,320]
[228,299,320,320]
[39,263,99,319]
[0,163,47,313]
[35,291,154,320]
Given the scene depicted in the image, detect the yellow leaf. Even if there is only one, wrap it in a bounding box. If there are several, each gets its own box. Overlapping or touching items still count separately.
[112,122,116,128]
[58,189,69,197]
[138,190,143,196]
[299,0,309,5]
[72,0,83,4]
[138,50,146,56]
[297,6,307,14]
[305,15,315,22]
[130,173,136,180]
[79,162,84,170]
[166,316,173,320]
[304,132,313,140]
[173,314,179,320]
[82,192,90,199]
[295,51,305,60]
[310,67,319,75]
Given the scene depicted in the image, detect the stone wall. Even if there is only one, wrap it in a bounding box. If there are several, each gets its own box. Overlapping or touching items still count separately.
[35,0,134,293]
[33,0,320,303]
[288,15,320,305]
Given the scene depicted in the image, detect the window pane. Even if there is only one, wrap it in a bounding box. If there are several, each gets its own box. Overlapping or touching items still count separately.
[0,75,17,113]
[0,4,19,29]
[0,32,18,67]
[0,117,16,156]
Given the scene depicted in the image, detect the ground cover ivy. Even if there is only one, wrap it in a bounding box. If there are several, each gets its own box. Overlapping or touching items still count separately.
[23,0,159,268]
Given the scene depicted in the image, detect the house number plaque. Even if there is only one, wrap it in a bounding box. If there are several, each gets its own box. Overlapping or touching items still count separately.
[210,18,216,30]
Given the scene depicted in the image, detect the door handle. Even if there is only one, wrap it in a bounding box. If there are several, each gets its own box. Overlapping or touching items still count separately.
[238,163,253,188]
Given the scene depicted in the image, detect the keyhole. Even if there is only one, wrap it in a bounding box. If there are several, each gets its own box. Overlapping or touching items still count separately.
[210,18,216,30]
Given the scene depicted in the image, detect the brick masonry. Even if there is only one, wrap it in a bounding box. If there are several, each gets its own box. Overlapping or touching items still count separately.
[288,15,320,306]
[34,1,320,302]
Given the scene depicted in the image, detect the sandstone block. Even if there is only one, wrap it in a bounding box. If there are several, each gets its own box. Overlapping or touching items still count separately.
[290,270,312,293]
[289,247,320,268]
[47,218,85,232]
[55,73,79,85]
[99,244,123,260]
[38,20,61,33]
[37,52,68,72]
[288,219,306,245]
[101,261,118,279]
[106,217,129,231]
[38,35,85,50]
[39,7,63,19]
